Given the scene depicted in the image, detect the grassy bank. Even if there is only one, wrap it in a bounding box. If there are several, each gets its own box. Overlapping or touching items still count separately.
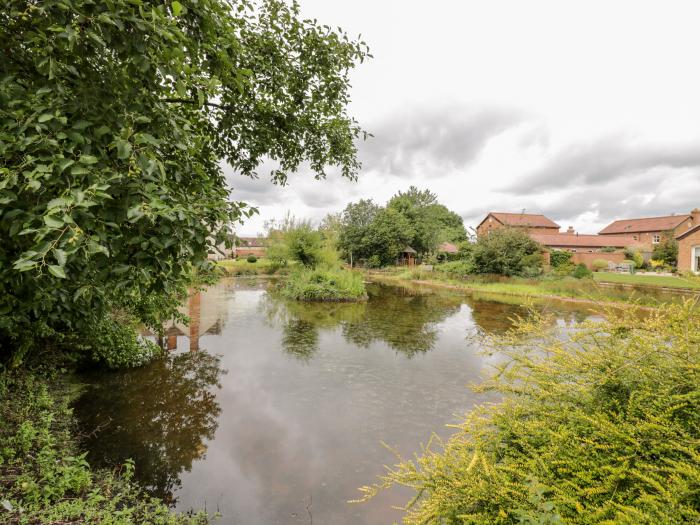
[0,367,208,525]
[370,266,699,307]
[593,271,700,289]
[279,266,367,301]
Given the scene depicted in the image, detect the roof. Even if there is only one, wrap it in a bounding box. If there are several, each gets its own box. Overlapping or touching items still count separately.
[530,233,641,248]
[437,242,458,253]
[676,223,700,240]
[478,212,560,230]
[598,214,690,235]
[402,246,417,254]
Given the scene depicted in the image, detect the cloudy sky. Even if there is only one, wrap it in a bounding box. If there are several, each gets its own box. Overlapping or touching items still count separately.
[227,0,700,235]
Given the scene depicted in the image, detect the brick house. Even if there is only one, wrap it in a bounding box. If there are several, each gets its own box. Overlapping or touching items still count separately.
[598,210,700,248]
[234,236,267,258]
[676,224,700,274]
[476,212,560,238]
[530,231,641,269]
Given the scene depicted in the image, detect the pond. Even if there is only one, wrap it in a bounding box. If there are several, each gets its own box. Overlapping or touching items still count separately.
[73,278,597,524]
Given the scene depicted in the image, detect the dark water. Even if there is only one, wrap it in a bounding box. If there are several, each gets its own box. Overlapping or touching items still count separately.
[73,278,595,524]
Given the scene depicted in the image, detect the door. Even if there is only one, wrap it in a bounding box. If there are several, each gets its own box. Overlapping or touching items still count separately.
[694,247,700,274]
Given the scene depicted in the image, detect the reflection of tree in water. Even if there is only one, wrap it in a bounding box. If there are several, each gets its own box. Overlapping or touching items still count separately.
[261,284,463,359]
[341,284,463,357]
[73,352,225,505]
[468,299,531,335]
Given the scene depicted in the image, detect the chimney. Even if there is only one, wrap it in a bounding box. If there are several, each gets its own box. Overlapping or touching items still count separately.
[692,208,700,226]
[566,226,575,235]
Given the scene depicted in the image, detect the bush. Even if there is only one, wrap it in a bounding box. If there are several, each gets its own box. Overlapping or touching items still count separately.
[572,263,593,279]
[624,247,644,269]
[280,267,367,301]
[549,250,573,268]
[592,259,609,272]
[360,303,700,524]
[435,260,476,279]
[246,254,258,263]
[472,229,543,277]
[366,255,382,269]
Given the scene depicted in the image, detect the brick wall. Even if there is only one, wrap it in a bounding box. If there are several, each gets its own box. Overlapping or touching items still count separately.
[571,252,627,269]
[678,228,700,273]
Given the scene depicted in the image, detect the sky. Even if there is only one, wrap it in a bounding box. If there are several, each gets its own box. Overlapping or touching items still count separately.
[226,0,700,236]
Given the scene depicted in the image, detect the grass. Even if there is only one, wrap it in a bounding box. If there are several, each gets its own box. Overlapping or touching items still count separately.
[216,258,289,276]
[279,266,367,301]
[370,265,699,307]
[593,271,700,289]
[0,366,209,524]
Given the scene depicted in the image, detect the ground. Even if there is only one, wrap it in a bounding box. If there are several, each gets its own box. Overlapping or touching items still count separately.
[593,272,700,289]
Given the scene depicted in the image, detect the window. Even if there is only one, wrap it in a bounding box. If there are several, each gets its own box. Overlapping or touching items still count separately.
[652,234,661,244]
[633,235,638,241]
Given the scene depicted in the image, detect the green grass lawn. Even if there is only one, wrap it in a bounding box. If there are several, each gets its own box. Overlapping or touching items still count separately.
[593,272,700,289]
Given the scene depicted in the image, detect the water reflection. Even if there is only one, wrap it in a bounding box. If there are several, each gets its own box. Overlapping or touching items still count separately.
[74,352,226,504]
[74,278,602,524]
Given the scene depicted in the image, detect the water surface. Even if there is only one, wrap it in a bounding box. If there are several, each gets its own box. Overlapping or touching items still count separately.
[74,278,594,524]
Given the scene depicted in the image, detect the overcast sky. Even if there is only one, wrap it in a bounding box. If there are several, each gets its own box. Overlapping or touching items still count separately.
[227,0,700,235]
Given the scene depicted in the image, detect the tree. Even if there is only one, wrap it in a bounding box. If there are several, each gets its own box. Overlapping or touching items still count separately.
[472,228,543,277]
[652,232,679,266]
[363,208,415,266]
[0,0,369,360]
[337,199,381,264]
[266,215,322,268]
[387,186,466,253]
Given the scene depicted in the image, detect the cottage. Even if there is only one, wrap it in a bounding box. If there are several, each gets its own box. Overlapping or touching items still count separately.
[676,224,700,274]
[599,209,700,247]
[234,236,267,258]
[476,212,560,238]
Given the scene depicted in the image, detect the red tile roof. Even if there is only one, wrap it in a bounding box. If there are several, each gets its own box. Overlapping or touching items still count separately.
[438,242,458,253]
[598,214,690,235]
[486,212,560,229]
[530,233,641,248]
[237,236,267,247]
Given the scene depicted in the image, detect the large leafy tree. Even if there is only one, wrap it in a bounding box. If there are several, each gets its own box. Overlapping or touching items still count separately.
[337,198,380,264]
[387,186,466,253]
[0,0,368,358]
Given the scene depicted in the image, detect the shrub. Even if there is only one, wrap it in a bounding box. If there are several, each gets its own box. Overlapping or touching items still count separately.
[592,259,609,272]
[549,250,573,268]
[652,233,679,266]
[360,302,700,524]
[280,267,367,301]
[246,254,258,263]
[624,247,644,269]
[472,228,543,277]
[366,255,382,269]
[435,260,476,279]
[572,263,593,279]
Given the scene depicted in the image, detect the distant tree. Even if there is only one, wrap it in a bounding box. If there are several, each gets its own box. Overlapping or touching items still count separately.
[338,199,381,264]
[364,208,415,266]
[652,232,679,266]
[387,186,466,253]
[472,228,543,277]
[266,214,322,267]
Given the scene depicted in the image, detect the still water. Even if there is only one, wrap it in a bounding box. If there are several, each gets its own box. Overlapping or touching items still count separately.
[73,278,594,524]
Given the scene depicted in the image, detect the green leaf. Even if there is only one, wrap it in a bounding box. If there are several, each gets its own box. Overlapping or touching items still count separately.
[172,1,183,16]
[48,265,67,278]
[79,154,99,164]
[38,113,54,123]
[70,165,90,175]
[116,140,132,160]
[53,248,67,266]
[44,215,64,228]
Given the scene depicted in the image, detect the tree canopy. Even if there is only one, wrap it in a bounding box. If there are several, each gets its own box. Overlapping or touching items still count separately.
[0,0,369,359]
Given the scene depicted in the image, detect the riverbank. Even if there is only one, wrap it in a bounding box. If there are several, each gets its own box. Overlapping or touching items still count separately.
[0,366,209,524]
[367,268,699,308]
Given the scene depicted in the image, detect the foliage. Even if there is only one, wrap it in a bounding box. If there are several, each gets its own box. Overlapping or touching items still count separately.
[0,0,368,361]
[549,250,573,269]
[456,240,474,261]
[358,302,700,524]
[362,208,415,266]
[337,199,381,263]
[472,228,543,277]
[246,254,258,263]
[266,214,323,267]
[280,267,366,301]
[218,258,283,275]
[652,232,679,267]
[386,186,467,254]
[592,259,609,272]
[0,369,208,524]
[571,263,592,279]
[435,260,476,279]
[623,247,645,269]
